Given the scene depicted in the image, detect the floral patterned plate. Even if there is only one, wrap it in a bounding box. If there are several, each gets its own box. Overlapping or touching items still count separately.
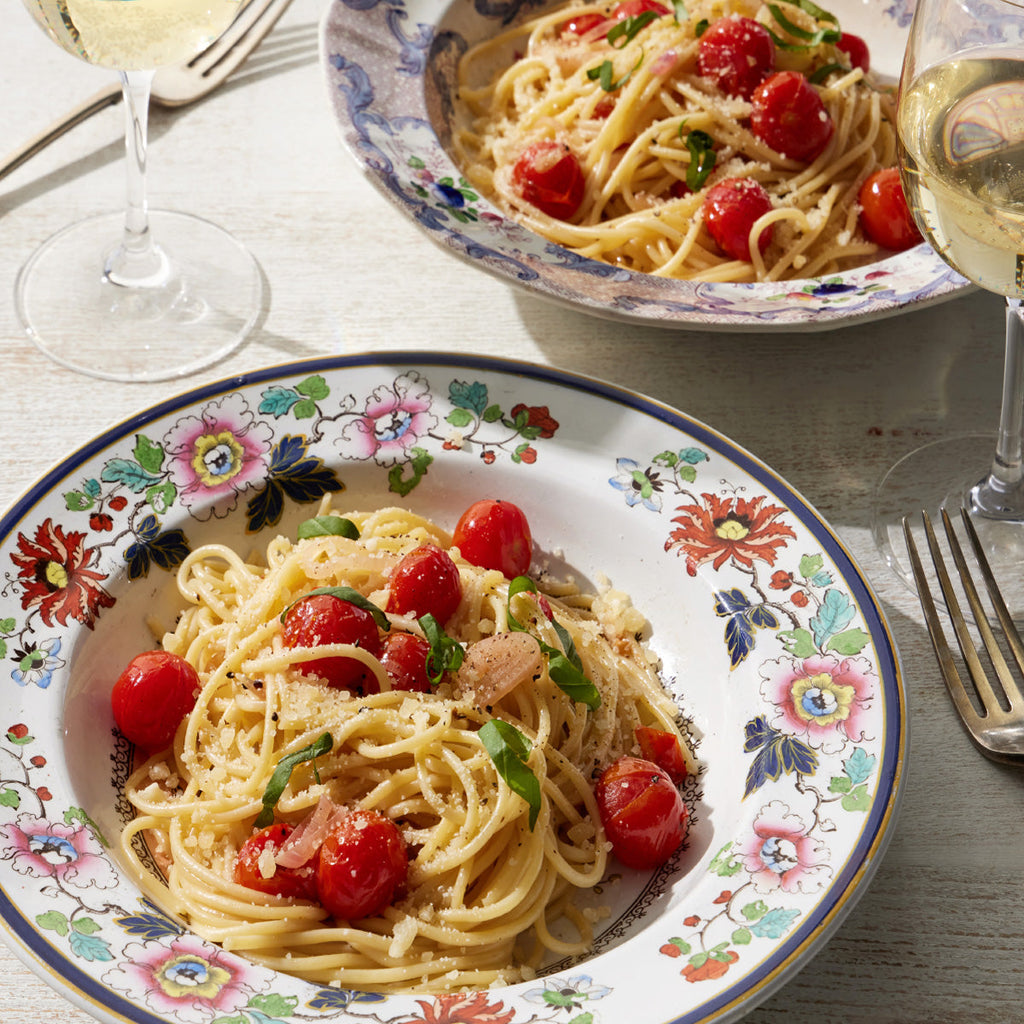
[320,0,968,330]
[0,353,904,1024]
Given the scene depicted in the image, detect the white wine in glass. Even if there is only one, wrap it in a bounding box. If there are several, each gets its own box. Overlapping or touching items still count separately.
[17,0,262,382]
[873,0,1024,615]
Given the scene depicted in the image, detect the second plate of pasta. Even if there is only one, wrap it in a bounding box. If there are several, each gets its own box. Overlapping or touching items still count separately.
[321,0,968,328]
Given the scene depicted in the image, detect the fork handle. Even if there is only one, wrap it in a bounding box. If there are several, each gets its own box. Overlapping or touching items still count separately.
[0,81,122,184]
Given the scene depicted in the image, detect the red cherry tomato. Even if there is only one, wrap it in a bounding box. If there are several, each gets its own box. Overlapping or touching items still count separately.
[282,593,382,693]
[561,10,606,34]
[702,177,774,261]
[111,650,200,753]
[837,31,869,72]
[635,726,688,785]
[858,167,923,251]
[379,631,434,692]
[234,823,318,900]
[386,544,462,624]
[452,499,533,579]
[511,141,586,220]
[610,0,669,18]
[595,756,688,870]
[315,809,409,919]
[697,15,775,100]
[750,71,834,163]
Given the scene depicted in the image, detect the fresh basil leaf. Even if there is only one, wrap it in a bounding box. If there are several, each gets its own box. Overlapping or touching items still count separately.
[607,9,661,47]
[788,0,839,24]
[280,586,390,631]
[507,576,602,711]
[254,732,333,828]
[419,613,465,683]
[685,129,716,191]
[694,16,709,35]
[297,515,360,541]
[479,719,541,830]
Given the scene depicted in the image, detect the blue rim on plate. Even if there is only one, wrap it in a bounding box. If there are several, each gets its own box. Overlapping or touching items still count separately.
[0,353,905,1024]
[319,0,968,330]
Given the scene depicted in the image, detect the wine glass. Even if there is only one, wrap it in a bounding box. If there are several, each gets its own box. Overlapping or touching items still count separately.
[16,0,262,383]
[873,0,1024,616]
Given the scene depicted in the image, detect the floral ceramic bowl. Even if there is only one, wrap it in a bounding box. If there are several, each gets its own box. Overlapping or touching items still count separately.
[320,0,967,330]
[0,354,905,1024]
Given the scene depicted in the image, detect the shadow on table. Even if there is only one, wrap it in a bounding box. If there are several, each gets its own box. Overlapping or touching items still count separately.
[0,21,319,214]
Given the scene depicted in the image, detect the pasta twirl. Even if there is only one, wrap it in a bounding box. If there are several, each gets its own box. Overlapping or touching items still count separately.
[120,504,694,993]
[452,0,898,281]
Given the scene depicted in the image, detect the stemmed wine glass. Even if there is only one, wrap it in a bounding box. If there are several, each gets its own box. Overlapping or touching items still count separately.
[16,0,262,383]
[873,0,1024,616]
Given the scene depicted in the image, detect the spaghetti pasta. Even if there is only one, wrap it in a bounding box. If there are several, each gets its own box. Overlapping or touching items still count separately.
[119,503,694,992]
[452,0,898,281]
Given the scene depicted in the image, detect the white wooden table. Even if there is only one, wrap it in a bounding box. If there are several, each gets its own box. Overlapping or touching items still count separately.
[1,1,1021,1020]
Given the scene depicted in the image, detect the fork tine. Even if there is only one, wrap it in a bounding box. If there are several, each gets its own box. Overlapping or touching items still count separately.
[903,513,984,729]
[186,0,280,77]
[936,508,1024,711]
[957,507,1024,705]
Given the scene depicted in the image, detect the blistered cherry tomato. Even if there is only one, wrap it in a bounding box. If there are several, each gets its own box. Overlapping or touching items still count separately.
[315,809,409,919]
[386,544,462,624]
[379,632,434,692]
[511,141,586,220]
[635,726,688,785]
[452,499,533,579]
[111,650,200,753]
[702,177,774,261]
[858,167,922,251]
[282,593,382,692]
[837,31,869,72]
[750,71,834,163]
[595,755,688,870]
[697,15,775,100]
[234,823,318,900]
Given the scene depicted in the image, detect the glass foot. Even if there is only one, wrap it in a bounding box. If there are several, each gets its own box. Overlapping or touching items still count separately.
[873,432,1024,622]
[15,209,262,383]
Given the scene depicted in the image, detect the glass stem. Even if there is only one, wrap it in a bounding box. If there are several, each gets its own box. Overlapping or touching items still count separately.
[104,69,169,288]
[972,297,1024,518]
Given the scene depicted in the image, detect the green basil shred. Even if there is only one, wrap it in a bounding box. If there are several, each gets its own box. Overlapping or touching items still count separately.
[254,732,333,828]
[765,0,840,50]
[506,576,601,710]
[419,613,465,683]
[607,9,661,47]
[479,719,542,829]
[684,129,716,191]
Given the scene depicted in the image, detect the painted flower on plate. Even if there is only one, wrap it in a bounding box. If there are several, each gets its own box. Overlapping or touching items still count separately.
[10,519,114,629]
[0,814,117,889]
[761,654,875,753]
[338,372,438,465]
[610,458,663,511]
[103,936,255,1024]
[665,494,796,575]
[738,800,830,894]
[412,992,516,1024]
[10,637,64,688]
[524,973,612,1010]
[162,393,274,519]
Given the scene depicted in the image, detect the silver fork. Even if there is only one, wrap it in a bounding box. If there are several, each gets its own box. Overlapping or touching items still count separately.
[1,0,293,183]
[904,507,1024,763]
